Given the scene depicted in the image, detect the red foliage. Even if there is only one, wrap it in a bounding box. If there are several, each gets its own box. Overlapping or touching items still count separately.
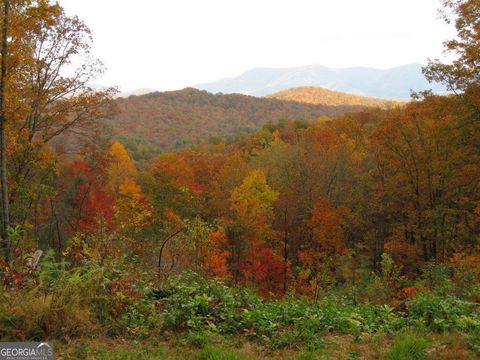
[67,158,114,234]
[241,245,288,297]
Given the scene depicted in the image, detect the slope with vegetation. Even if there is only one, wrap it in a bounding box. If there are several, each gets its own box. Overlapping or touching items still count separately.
[266,86,402,108]
[109,87,370,151]
[0,0,479,359]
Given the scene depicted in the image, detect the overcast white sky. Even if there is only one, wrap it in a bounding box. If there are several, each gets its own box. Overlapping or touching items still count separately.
[58,0,455,92]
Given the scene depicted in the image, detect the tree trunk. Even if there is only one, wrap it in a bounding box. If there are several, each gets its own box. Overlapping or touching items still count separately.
[283,209,288,295]
[0,0,10,262]
[157,228,183,278]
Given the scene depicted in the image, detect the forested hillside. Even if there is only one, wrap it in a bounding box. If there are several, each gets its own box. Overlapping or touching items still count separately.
[266,86,401,108]
[109,87,371,151]
[0,0,479,359]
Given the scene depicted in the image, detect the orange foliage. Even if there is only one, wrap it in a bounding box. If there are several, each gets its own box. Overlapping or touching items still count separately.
[402,286,418,298]
[451,250,480,283]
[148,153,205,196]
[310,197,350,256]
[203,231,231,278]
[164,208,184,229]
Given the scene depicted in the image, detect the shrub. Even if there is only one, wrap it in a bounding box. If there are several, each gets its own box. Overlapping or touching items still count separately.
[160,273,248,334]
[362,253,407,305]
[419,261,453,294]
[159,273,404,350]
[406,291,480,332]
[0,254,109,340]
[0,282,96,340]
[0,255,160,341]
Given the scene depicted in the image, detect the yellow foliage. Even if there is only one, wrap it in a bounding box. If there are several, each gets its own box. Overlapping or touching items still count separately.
[231,170,279,240]
[114,178,152,237]
[107,141,136,195]
[266,86,402,109]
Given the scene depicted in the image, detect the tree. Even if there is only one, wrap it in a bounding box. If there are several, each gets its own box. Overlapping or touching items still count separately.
[370,100,479,264]
[231,169,279,241]
[113,177,152,242]
[143,153,203,219]
[62,153,114,236]
[253,138,295,293]
[309,197,350,257]
[298,197,350,298]
[228,169,280,289]
[207,152,250,219]
[0,0,10,261]
[107,141,136,195]
[156,217,229,280]
[0,0,115,257]
[18,2,114,144]
[424,0,480,92]
[241,244,287,297]
[203,230,230,278]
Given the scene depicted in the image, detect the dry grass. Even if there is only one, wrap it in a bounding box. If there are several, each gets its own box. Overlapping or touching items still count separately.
[52,332,477,360]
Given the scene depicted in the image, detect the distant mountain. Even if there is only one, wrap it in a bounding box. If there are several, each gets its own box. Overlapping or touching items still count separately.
[108,88,376,153]
[88,85,157,98]
[194,64,447,100]
[115,88,157,98]
[266,86,402,109]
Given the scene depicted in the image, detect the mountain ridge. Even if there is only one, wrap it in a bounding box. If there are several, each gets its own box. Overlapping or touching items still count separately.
[266,86,402,108]
[107,87,383,154]
[194,63,447,99]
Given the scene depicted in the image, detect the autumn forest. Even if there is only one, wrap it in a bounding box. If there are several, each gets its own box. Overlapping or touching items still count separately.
[0,1,479,359]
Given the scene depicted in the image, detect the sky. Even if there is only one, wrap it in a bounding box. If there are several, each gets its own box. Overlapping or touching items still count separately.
[59,0,456,92]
